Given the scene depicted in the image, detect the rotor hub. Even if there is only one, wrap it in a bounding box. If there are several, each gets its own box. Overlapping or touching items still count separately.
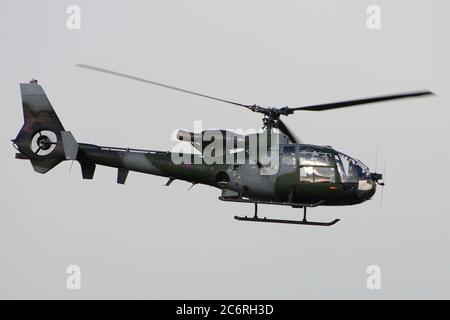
[37,135,52,150]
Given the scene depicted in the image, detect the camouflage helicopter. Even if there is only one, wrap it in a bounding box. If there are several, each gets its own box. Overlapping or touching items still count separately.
[12,64,433,226]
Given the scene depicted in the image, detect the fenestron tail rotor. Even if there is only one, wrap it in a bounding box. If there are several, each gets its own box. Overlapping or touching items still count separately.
[77,63,434,143]
[30,130,57,156]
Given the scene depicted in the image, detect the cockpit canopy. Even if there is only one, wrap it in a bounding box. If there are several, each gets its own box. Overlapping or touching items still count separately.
[281,144,370,183]
[334,151,370,182]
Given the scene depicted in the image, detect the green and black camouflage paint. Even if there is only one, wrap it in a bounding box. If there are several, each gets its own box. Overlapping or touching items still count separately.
[13,81,377,208]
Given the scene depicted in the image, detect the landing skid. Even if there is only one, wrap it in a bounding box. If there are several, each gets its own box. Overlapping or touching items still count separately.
[234,204,340,227]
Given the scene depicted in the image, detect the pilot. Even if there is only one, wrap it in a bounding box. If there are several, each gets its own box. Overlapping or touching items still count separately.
[348,161,363,180]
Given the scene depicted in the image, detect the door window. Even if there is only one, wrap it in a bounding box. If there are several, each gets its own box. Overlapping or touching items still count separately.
[299,149,335,183]
[281,145,296,166]
[300,166,314,183]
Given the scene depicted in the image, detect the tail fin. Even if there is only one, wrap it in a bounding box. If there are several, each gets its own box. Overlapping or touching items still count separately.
[13,80,78,173]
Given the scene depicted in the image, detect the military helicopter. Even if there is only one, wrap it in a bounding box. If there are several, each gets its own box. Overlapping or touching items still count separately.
[12,64,434,226]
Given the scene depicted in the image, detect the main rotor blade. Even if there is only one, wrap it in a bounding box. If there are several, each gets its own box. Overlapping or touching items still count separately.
[290,91,434,112]
[277,119,300,144]
[77,63,252,109]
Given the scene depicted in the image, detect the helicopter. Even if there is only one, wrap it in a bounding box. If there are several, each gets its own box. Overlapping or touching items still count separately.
[12,64,434,226]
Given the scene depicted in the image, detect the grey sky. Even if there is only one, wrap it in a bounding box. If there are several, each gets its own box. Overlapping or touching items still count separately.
[1,0,449,299]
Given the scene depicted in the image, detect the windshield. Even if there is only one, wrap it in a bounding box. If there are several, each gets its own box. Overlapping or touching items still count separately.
[335,152,370,182]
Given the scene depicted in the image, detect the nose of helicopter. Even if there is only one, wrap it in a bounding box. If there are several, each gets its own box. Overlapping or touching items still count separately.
[358,172,384,200]
[370,172,384,185]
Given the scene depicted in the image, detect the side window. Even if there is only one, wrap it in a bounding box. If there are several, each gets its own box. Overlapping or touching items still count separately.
[300,166,335,183]
[299,149,336,183]
[300,166,314,183]
[299,151,334,166]
[314,167,335,183]
[281,146,296,166]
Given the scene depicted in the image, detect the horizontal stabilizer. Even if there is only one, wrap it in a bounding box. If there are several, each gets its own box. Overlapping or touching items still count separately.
[15,153,29,160]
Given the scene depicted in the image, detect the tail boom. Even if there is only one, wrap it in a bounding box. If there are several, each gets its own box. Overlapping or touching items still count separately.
[13,80,221,187]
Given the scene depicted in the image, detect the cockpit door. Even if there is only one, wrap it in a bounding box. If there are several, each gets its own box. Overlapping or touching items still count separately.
[296,147,338,202]
[274,144,299,201]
